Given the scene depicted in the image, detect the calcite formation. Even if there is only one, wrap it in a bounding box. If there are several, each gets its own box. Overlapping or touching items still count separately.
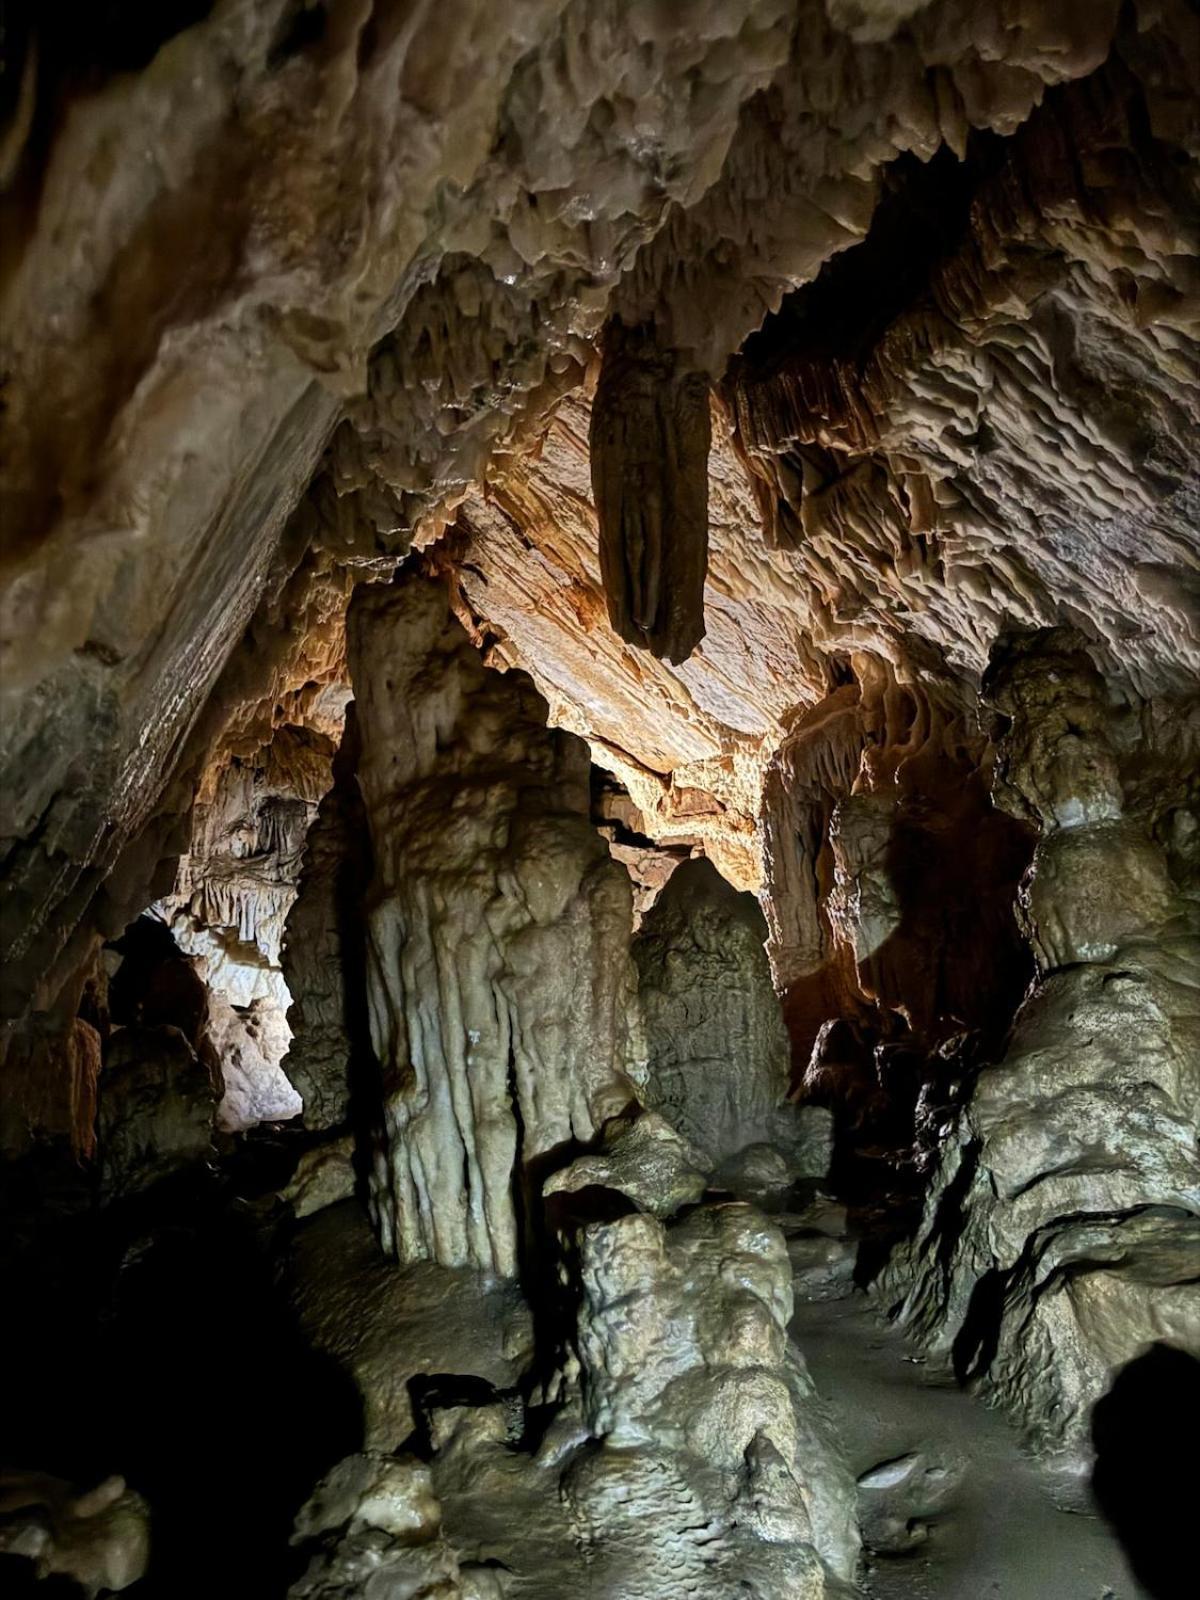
[280,712,373,1134]
[0,1472,150,1598]
[157,724,336,1129]
[591,321,712,663]
[6,0,1188,1043]
[0,1014,102,1161]
[885,631,1200,1465]
[288,1452,468,1600]
[97,1025,218,1201]
[348,572,643,1274]
[4,4,1200,1597]
[633,855,817,1170]
[563,1202,858,1596]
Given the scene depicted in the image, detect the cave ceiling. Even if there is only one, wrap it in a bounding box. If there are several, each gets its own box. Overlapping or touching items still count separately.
[1,0,1198,1015]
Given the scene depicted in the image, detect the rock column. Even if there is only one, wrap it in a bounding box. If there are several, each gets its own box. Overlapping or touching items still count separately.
[348,574,643,1275]
[887,630,1200,1461]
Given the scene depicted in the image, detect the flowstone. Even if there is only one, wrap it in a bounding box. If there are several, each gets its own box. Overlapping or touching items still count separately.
[348,574,644,1275]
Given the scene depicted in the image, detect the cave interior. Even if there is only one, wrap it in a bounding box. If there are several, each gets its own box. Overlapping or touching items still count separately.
[0,3,1198,1598]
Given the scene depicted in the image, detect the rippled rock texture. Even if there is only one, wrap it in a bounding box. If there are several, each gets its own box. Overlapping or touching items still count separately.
[561,1201,858,1596]
[3,3,1200,1594]
[348,572,643,1274]
[884,631,1200,1466]
[8,0,1194,1048]
[592,321,712,663]
[156,725,334,1128]
[634,855,827,1174]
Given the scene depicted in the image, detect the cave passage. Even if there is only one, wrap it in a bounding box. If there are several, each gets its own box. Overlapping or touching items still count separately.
[2,5,1198,1599]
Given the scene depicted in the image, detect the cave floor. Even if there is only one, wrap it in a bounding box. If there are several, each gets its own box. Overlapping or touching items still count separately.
[789,1293,1151,1600]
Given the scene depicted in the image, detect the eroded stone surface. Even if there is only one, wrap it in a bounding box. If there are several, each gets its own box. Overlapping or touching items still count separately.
[564,1201,859,1593]
[884,631,1200,1463]
[543,1108,709,1221]
[289,1451,461,1600]
[97,1025,217,1201]
[349,573,643,1274]
[288,1200,534,1453]
[6,0,1185,1045]
[633,856,815,1171]
[0,1472,150,1598]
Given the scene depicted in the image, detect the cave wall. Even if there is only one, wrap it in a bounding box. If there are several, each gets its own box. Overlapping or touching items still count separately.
[155,723,338,1129]
[0,6,1198,1554]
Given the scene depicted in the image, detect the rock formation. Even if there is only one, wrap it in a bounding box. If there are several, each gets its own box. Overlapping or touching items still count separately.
[634,855,829,1175]
[563,1202,859,1595]
[592,321,712,663]
[0,1472,150,1598]
[156,724,337,1129]
[885,630,1200,1469]
[97,1024,218,1202]
[288,1452,466,1600]
[280,712,372,1135]
[3,4,1200,1597]
[348,572,643,1274]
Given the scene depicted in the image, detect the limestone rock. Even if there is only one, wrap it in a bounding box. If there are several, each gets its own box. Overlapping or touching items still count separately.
[591,321,712,664]
[97,1025,216,1200]
[156,725,332,1130]
[280,713,372,1134]
[856,1448,965,1555]
[717,1141,795,1211]
[289,1452,461,1600]
[6,0,1182,1045]
[0,1472,149,1598]
[288,1201,533,1453]
[292,1453,442,1546]
[564,1200,859,1592]
[884,632,1200,1462]
[348,574,643,1274]
[544,1109,709,1220]
[280,1133,358,1221]
[203,991,299,1132]
[633,857,804,1169]
[0,1015,101,1161]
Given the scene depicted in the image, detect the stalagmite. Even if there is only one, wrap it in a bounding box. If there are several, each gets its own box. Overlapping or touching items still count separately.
[886,630,1200,1468]
[633,855,829,1176]
[347,572,643,1274]
[3,4,1200,1596]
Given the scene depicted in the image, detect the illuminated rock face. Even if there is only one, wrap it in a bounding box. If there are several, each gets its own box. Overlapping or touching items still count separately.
[347,573,643,1274]
[7,0,1196,1037]
[2,6,1200,1597]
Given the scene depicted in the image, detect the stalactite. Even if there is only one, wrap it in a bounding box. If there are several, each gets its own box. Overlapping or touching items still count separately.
[591,321,712,664]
